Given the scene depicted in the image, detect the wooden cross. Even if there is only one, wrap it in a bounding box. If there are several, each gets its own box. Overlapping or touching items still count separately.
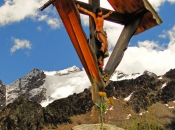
[40,0,162,124]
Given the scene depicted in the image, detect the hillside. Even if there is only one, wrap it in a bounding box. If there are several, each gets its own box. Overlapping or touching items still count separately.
[0,67,175,129]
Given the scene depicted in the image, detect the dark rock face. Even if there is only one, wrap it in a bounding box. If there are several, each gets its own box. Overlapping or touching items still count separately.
[6,69,46,105]
[0,89,93,130]
[159,68,175,104]
[164,68,175,79]
[105,71,175,113]
[44,88,93,126]
[0,97,44,130]
[158,81,175,104]
[0,80,6,111]
[143,70,157,78]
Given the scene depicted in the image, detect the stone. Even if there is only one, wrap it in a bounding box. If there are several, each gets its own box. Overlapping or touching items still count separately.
[71,123,125,130]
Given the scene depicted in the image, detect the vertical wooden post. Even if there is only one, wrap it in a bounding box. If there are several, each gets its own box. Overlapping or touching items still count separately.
[88,0,101,124]
[89,0,100,54]
[90,83,100,123]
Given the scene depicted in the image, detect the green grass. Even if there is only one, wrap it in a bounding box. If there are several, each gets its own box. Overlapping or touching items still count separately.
[125,113,164,130]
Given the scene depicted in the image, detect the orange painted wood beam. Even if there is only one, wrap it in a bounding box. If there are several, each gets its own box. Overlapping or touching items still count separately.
[53,0,105,89]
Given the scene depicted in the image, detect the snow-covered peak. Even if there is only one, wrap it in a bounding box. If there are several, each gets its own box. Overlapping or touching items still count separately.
[41,68,143,107]
[110,70,141,81]
[6,69,46,105]
[40,69,90,107]
[44,66,82,76]
[6,65,158,108]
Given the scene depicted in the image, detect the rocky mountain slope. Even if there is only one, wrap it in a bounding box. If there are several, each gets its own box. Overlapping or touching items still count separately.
[5,66,86,108]
[0,89,92,130]
[0,80,6,111]
[6,68,46,105]
[0,67,175,129]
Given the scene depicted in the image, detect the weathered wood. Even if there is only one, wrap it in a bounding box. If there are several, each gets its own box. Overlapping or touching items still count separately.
[88,0,100,52]
[126,8,147,24]
[75,0,162,34]
[40,0,162,34]
[53,0,105,89]
[88,0,101,124]
[108,0,162,34]
[104,17,143,80]
[90,84,101,124]
[75,0,127,25]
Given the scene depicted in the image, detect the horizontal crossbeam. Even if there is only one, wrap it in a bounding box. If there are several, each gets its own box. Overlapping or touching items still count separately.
[75,0,128,25]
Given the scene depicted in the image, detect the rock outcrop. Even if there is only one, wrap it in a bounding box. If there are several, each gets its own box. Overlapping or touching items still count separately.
[105,70,175,113]
[0,97,44,130]
[44,88,93,127]
[6,69,46,105]
[0,89,93,130]
[0,80,6,111]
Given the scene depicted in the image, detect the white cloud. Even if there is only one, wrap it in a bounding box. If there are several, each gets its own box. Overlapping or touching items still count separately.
[100,0,114,10]
[159,34,166,39]
[77,0,119,10]
[38,15,60,29]
[37,26,42,31]
[104,25,175,76]
[80,14,89,26]
[11,38,32,53]
[147,0,166,11]
[138,40,164,51]
[167,0,175,3]
[0,0,60,29]
[158,30,168,39]
[167,25,175,51]
[38,15,48,21]
[103,22,124,49]
[46,17,60,29]
[0,0,44,26]
[78,0,88,3]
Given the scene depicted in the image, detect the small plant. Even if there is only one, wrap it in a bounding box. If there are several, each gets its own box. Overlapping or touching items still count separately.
[95,92,107,129]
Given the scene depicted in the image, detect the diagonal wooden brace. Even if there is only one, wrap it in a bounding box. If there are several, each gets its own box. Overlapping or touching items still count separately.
[104,16,143,80]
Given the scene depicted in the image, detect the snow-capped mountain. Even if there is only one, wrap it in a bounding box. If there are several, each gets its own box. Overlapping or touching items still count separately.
[40,66,90,107]
[1,66,175,130]
[5,65,142,108]
[6,68,46,105]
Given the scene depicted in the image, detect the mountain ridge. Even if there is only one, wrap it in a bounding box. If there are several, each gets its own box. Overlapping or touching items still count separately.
[0,67,175,129]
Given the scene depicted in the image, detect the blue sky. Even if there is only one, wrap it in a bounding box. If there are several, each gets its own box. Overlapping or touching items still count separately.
[0,0,175,85]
